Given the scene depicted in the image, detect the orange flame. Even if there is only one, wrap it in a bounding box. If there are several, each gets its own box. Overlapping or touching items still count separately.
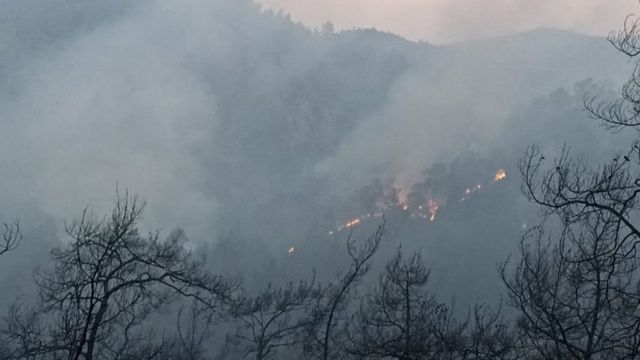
[495,169,507,181]
[345,218,361,228]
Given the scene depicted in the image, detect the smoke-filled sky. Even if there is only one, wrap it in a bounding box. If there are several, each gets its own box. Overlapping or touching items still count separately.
[0,0,636,311]
[258,0,635,43]
[0,0,631,251]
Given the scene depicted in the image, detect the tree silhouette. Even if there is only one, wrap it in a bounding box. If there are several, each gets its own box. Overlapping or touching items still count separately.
[502,211,640,359]
[1,221,21,256]
[303,223,384,360]
[513,10,640,360]
[3,192,238,360]
[232,280,318,360]
[345,248,455,360]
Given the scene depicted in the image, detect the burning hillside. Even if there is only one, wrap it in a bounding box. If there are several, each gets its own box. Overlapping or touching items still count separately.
[331,168,508,233]
[286,167,510,254]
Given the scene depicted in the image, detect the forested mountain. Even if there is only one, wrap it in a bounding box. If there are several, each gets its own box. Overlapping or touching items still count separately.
[0,1,637,358]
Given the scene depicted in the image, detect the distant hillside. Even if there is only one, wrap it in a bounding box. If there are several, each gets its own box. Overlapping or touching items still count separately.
[441,27,629,101]
[0,0,632,249]
[0,0,636,314]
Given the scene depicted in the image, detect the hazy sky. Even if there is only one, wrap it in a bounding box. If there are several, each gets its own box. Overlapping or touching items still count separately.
[257,0,635,43]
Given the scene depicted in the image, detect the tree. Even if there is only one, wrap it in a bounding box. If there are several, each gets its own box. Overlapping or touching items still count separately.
[518,12,640,269]
[1,220,21,255]
[347,248,519,360]
[232,279,318,360]
[321,21,335,35]
[459,304,521,360]
[513,9,640,360]
[303,223,384,360]
[170,299,217,360]
[3,192,239,360]
[345,248,455,360]
[502,211,640,359]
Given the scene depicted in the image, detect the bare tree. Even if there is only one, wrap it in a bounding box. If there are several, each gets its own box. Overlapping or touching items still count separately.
[303,222,384,360]
[515,5,640,275]
[3,191,239,360]
[1,220,21,255]
[170,299,217,360]
[232,279,319,360]
[458,304,521,360]
[586,13,640,129]
[518,8,640,284]
[510,9,640,359]
[345,249,518,360]
[501,210,640,359]
[345,248,454,360]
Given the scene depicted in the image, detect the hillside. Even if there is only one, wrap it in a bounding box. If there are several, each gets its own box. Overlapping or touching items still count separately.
[0,0,633,304]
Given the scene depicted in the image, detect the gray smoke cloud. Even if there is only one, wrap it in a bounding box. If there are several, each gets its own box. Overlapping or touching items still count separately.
[0,0,632,252]
[1,1,231,236]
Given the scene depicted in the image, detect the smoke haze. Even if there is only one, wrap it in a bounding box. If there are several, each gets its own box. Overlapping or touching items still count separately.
[0,0,636,304]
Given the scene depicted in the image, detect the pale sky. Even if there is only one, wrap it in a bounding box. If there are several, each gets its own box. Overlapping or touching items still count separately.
[257,0,636,43]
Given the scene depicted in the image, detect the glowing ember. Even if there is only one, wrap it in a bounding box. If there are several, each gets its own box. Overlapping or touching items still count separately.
[330,168,508,233]
[427,199,439,222]
[345,218,361,228]
[288,246,295,254]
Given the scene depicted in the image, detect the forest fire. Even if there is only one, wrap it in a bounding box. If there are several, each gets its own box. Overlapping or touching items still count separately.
[345,218,361,228]
[329,167,508,234]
